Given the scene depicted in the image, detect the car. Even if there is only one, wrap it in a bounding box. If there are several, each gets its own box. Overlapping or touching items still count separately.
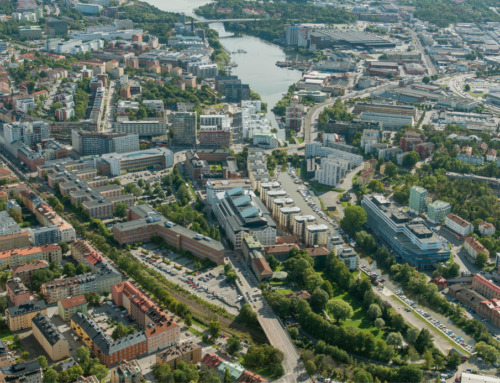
[254,304,257,308]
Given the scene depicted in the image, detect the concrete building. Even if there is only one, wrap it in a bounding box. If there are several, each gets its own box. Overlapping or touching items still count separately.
[408,186,427,214]
[353,101,417,118]
[225,84,250,103]
[427,200,452,224]
[199,126,232,147]
[96,148,173,176]
[304,224,329,247]
[0,361,42,383]
[173,112,197,146]
[113,205,225,265]
[445,213,473,237]
[6,301,47,331]
[315,156,348,186]
[31,313,69,361]
[27,225,61,246]
[457,153,484,166]
[205,179,253,206]
[75,3,102,14]
[114,119,166,137]
[279,207,301,231]
[293,215,316,240]
[479,222,496,236]
[337,246,359,271]
[10,260,49,284]
[362,194,448,269]
[358,112,414,129]
[71,131,139,156]
[110,359,142,383]
[19,26,43,39]
[6,278,30,306]
[58,295,88,322]
[155,341,202,369]
[356,168,375,186]
[305,143,363,167]
[0,244,62,270]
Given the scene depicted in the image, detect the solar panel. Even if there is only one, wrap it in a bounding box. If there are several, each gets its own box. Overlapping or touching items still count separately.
[227,186,244,196]
[234,195,251,207]
[241,206,259,218]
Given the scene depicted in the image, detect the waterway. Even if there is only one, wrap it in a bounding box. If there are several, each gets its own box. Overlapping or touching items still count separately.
[145,0,310,138]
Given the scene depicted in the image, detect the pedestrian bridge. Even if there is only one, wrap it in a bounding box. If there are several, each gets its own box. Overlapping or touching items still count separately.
[194,18,261,24]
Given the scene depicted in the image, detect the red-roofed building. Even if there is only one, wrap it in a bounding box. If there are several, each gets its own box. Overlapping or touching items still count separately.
[201,353,224,370]
[11,260,49,283]
[487,149,497,162]
[476,298,500,327]
[145,319,180,353]
[263,244,300,261]
[479,222,495,237]
[251,258,273,282]
[237,371,268,383]
[276,236,298,244]
[472,275,500,300]
[58,295,87,321]
[432,277,448,290]
[71,240,105,273]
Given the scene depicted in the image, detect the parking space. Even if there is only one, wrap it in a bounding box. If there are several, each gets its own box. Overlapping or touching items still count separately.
[130,248,244,315]
[118,169,170,186]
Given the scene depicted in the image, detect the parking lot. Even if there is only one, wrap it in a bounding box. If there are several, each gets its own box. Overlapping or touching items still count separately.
[118,169,170,186]
[130,248,247,315]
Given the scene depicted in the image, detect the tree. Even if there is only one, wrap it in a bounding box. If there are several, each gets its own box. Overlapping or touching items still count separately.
[464,84,471,91]
[341,205,367,234]
[137,179,145,188]
[403,152,420,167]
[355,371,373,383]
[475,252,488,268]
[311,289,329,311]
[12,334,20,346]
[374,318,385,329]
[422,76,430,84]
[267,254,280,270]
[224,263,233,273]
[406,327,420,344]
[367,303,382,320]
[288,327,299,339]
[58,242,69,254]
[392,313,405,331]
[77,346,90,362]
[63,262,75,277]
[435,355,445,370]
[446,353,462,369]
[223,367,232,383]
[238,304,257,324]
[209,315,221,338]
[21,351,29,360]
[36,355,48,369]
[226,335,242,354]
[8,208,22,223]
[114,202,128,218]
[326,300,353,323]
[475,341,500,363]
[76,264,91,275]
[386,332,403,348]
[43,369,58,383]
[184,313,192,327]
[153,364,171,383]
[397,365,423,383]
[111,322,135,340]
[422,348,434,369]
[305,360,316,375]
[415,329,434,353]
[407,347,419,363]
[202,333,209,343]
[89,363,109,381]
[385,163,397,178]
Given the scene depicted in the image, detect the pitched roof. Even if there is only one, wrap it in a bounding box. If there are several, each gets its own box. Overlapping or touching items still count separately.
[11,260,49,274]
[237,371,268,383]
[474,275,500,295]
[263,244,300,255]
[251,258,273,276]
[479,221,495,230]
[305,247,329,257]
[276,236,298,244]
[465,236,490,255]
[284,290,311,300]
[446,213,472,228]
[60,295,87,309]
[201,353,223,369]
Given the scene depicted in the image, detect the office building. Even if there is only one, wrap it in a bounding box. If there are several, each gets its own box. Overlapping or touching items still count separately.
[58,295,88,322]
[155,341,202,369]
[305,224,329,247]
[114,119,166,136]
[6,278,30,306]
[75,3,102,14]
[19,25,42,39]
[31,313,69,361]
[213,186,277,250]
[96,148,173,176]
[0,361,42,383]
[215,76,241,95]
[71,131,139,155]
[309,29,396,50]
[205,179,253,206]
[46,18,68,36]
[408,186,427,214]
[358,112,414,129]
[362,194,449,269]
[427,200,451,224]
[113,205,225,265]
[445,214,473,237]
[0,244,62,270]
[6,301,47,331]
[225,84,250,103]
[10,260,49,284]
[353,101,417,118]
[110,360,142,383]
[173,112,197,146]
[199,126,232,147]
[27,225,61,246]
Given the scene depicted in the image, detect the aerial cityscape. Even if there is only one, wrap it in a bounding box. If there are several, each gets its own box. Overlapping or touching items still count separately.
[1,0,500,382]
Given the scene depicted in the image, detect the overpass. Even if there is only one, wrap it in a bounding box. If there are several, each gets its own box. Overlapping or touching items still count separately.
[194,18,261,24]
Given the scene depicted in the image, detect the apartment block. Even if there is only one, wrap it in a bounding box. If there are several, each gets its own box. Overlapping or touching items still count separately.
[6,301,47,331]
[479,222,496,236]
[113,119,166,137]
[58,295,88,322]
[0,244,62,270]
[110,359,142,383]
[28,225,61,246]
[31,313,69,361]
[155,341,202,369]
[6,278,30,306]
[472,274,500,300]
[445,213,472,237]
[0,361,42,383]
[408,186,427,214]
[279,207,301,231]
[464,236,490,259]
[71,130,139,156]
[0,340,13,368]
[427,200,451,224]
[199,126,232,147]
[304,224,329,247]
[96,148,173,177]
[293,215,316,239]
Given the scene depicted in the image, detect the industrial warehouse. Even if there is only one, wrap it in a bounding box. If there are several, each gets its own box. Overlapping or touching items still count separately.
[309,30,396,50]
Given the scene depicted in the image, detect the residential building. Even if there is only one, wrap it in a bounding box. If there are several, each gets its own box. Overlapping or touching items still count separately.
[464,236,490,259]
[155,341,202,369]
[237,371,267,383]
[114,119,166,136]
[27,225,61,246]
[293,215,316,239]
[336,246,359,271]
[315,156,348,186]
[75,3,102,14]
[286,97,306,132]
[0,340,13,368]
[113,205,225,265]
[77,377,99,383]
[479,222,496,236]
[6,278,30,306]
[96,148,173,176]
[279,207,301,231]
[304,224,329,247]
[6,301,47,331]
[199,126,232,147]
[225,84,250,103]
[58,295,88,322]
[10,260,49,284]
[445,214,473,237]
[326,233,345,252]
[427,200,452,224]
[31,313,69,361]
[362,194,449,269]
[19,25,42,39]
[41,263,121,304]
[457,154,484,166]
[408,186,427,214]
[487,149,497,162]
[0,244,62,270]
[173,112,197,146]
[110,360,142,383]
[356,168,375,186]
[0,361,42,383]
[201,354,224,371]
[305,143,363,167]
[71,131,139,155]
[213,186,277,250]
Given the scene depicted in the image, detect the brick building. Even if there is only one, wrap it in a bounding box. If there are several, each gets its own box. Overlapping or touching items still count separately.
[155,341,202,369]
[0,244,62,270]
[6,278,30,306]
[10,260,49,283]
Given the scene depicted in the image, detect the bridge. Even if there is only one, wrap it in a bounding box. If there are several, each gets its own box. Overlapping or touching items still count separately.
[193,18,261,24]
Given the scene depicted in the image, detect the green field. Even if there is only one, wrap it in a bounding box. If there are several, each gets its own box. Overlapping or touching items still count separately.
[208,162,223,171]
[0,328,14,343]
[276,289,293,295]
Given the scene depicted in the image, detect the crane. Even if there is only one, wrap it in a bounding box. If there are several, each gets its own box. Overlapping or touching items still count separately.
[205,88,218,106]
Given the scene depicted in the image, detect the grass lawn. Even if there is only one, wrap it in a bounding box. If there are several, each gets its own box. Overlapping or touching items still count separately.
[188,327,204,337]
[468,91,486,97]
[192,319,208,330]
[297,137,304,143]
[0,328,13,342]
[297,166,301,178]
[208,162,223,171]
[276,289,293,295]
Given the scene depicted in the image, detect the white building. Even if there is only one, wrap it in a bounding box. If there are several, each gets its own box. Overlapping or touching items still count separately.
[445,213,473,237]
[55,39,103,54]
[305,143,363,167]
[479,222,496,236]
[200,114,230,128]
[315,156,349,186]
[326,233,344,252]
[15,97,35,113]
[205,179,253,206]
[75,3,103,14]
[305,224,329,247]
[336,245,358,271]
[359,112,414,129]
[253,133,279,149]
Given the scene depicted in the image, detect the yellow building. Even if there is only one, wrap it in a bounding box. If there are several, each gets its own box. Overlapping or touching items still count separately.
[0,244,62,270]
[356,168,375,186]
[0,340,14,368]
[464,236,490,259]
[31,313,69,361]
[6,301,47,331]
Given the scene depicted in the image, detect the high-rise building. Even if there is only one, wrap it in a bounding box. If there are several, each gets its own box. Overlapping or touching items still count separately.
[427,200,451,224]
[408,186,427,214]
[225,84,250,103]
[305,224,329,247]
[71,130,139,155]
[173,112,197,146]
[46,18,68,36]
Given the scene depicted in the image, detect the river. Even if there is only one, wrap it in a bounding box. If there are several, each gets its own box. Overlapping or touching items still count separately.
[145,0,310,138]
